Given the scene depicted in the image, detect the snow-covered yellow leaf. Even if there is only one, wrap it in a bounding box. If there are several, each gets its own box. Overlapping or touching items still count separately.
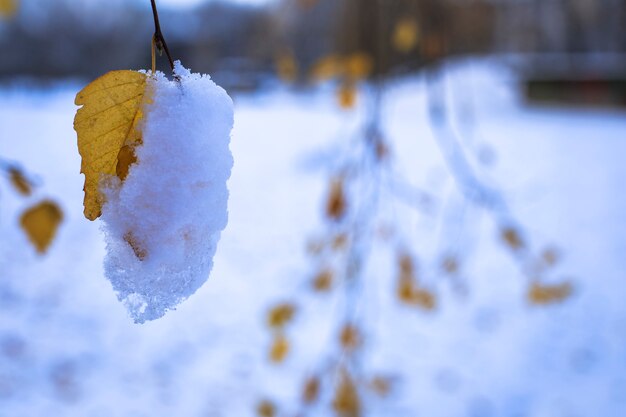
[20,200,63,254]
[74,70,149,220]
[0,0,18,17]
[392,18,419,53]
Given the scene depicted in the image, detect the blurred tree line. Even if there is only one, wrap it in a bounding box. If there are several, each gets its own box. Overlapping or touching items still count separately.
[0,0,624,88]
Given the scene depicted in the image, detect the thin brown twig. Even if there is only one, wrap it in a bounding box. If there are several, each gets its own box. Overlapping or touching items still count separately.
[150,0,175,71]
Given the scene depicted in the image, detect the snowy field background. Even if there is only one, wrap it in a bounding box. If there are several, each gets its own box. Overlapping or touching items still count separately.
[1,59,626,417]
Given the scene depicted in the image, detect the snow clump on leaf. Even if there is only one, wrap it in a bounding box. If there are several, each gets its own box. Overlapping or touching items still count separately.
[100,62,233,323]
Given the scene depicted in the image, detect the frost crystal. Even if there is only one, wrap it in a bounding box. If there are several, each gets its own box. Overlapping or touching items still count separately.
[100,62,233,323]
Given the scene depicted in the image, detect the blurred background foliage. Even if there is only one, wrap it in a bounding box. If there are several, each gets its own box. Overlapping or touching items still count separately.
[0,0,624,101]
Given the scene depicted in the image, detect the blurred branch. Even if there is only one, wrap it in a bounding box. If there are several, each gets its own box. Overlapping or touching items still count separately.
[425,68,507,215]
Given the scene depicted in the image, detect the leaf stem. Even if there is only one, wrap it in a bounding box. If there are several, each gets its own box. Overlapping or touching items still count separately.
[150,0,175,72]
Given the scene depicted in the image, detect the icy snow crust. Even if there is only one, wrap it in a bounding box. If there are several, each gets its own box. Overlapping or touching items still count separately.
[100,62,234,323]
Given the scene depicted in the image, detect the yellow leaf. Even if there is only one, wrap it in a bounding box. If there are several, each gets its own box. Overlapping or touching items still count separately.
[267,303,296,329]
[269,333,290,363]
[528,281,573,305]
[310,54,342,81]
[0,0,17,17]
[74,70,149,220]
[392,18,419,53]
[501,226,524,251]
[312,268,333,292]
[331,233,349,251]
[256,400,276,417]
[333,370,361,417]
[20,200,63,254]
[275,51,298,83]
[8,167,32,196]
[326,176,348,219]
[302,376,320,404]
[344,52,372,80]
[339,324,362,353]
[412,288,436,310]
[337,82,357,109]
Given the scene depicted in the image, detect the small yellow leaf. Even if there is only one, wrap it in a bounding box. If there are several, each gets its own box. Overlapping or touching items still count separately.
[0,0,18,17]
[333,370,361,417]
[398,253,415,279]
[392,18,419,53]
[302,376,320,404]
[20,200,63,253]
[397,276,436,310]
[256,400,276,417]
[267,303,296,329]
[312,268,333,292]
[74,70,149,220]
[344,53,372,80]
[310,54,342,81]
[501,227,524,251]
[528,281,573,305]
[337,82,357,109]
[269,333,290,363]
[8,167,32,196]
[339,324,362,353]
[326,177,348,220]
[331,233,349,251]
[275,51,298,83]
[412,288,437,310]
[368,376,392,397]
[397,276,416,304]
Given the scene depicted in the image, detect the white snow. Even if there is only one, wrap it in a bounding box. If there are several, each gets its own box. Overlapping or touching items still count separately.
[0,58,625,416]
[100,62,234,323]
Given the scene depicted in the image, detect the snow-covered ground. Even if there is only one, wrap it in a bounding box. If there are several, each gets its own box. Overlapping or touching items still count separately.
[1,59,625,417]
